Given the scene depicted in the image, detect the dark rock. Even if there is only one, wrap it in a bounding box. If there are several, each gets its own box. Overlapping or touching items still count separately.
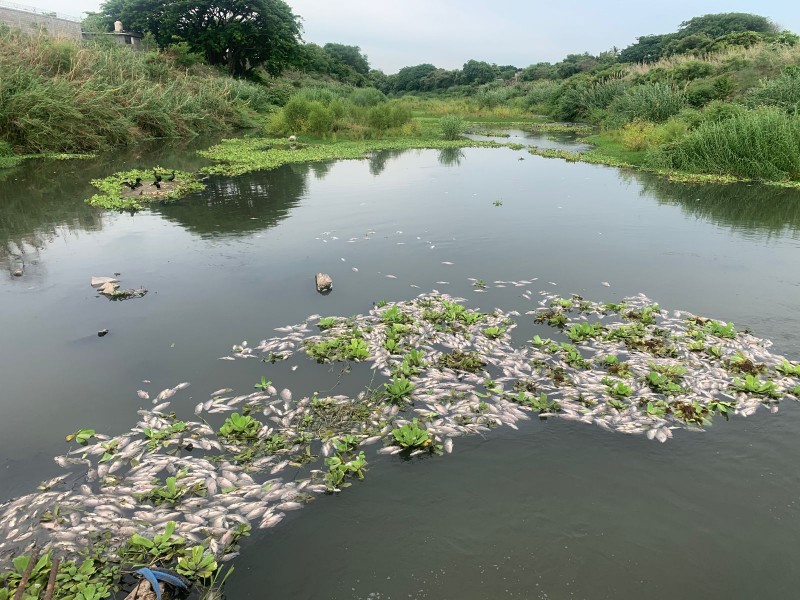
[98,329,110,337]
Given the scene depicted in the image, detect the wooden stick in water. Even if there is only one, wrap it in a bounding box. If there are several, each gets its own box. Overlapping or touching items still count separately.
[43,557,60,600]
[12,549,40,600]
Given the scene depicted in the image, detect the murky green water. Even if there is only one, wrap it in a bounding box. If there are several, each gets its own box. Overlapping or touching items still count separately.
[2,130,800,598]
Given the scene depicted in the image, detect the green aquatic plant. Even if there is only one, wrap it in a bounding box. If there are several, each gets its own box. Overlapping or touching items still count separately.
[672,400,711,425]
[219,413,261,441]
[607,398,630,411]
[482,325,506,339]
[493,199,503,206]
[473,279,487,289]
[138,474,206,506]
[560,343,589,369]
[509,391,560,415]
[645,399,670,417]
[625,304,658,325]
[383,377,414,404]
[565,322,605,342]
[437,349,486,373]
[725,351,765,376]
[791,385,800,397]
[87,168,205,211]
[317,317,337,330]
[646,371,684,395]
[345,338,370,361]
[732,374,780,398]
[324,451,367,492]
[66,428,95,446]
[391,419,432,449]
[703,319,737,338]
[708,400,735,421]
[603,378,633,398]
[531,334,553,347]
[176,546,218,581]
[142,421,188,451]
[124,521,186,565]
[706,345,723,359]
[776,360,800,376]
[381,305,411,325]
[332,434,361,453]
[254,376,272,391]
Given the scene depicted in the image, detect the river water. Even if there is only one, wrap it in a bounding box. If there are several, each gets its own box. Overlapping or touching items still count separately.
[2,130,800,598]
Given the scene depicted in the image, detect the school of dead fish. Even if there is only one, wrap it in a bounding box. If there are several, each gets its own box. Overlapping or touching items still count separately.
[1,290,798,569]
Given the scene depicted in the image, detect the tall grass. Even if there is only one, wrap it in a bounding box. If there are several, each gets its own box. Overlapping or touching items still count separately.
[0,28,273,153]
[607,83,687,126]
[742,70,800,111]
[648,107,800,181]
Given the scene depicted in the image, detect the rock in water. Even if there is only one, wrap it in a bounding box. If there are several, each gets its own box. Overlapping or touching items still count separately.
[315,273,333,293]
[97,329,110,337]
[91,276,118,287]
[12,269,23,277]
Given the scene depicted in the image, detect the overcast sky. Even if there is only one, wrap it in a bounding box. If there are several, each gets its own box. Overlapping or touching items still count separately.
[15,0,800,74]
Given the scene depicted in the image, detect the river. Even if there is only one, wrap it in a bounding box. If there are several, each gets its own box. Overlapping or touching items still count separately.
[2,130,800,598]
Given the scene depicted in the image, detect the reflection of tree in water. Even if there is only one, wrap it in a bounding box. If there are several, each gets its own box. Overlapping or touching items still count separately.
[438,147,465,167]
[309,161,334,180]
[367,149,409,177]
[629,172,800,238]
[0,162,103,274]
[154,163,311,237]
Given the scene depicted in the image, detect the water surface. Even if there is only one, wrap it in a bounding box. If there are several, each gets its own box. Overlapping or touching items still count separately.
[2,138,800,598]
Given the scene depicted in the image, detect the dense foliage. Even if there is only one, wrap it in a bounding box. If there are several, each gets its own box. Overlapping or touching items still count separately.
[92,0,301,75]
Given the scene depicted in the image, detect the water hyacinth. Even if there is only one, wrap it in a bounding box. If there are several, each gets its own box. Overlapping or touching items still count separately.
[1,291,799,571]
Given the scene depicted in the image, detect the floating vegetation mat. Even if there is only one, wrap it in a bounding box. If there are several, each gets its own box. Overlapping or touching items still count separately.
[86,168,205,212]
[2,292,800,590]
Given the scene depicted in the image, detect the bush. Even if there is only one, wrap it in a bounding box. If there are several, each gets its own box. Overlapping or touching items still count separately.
[520,80,561,112]
[349,87,386,107]
[440,114,465,140]
[307,102,335,135]
[648,107,800,181]
[742,71,800,112]
[701,100,745,123]
[282,96,311,131]
[607,82,686,126]
[367,101,411,130]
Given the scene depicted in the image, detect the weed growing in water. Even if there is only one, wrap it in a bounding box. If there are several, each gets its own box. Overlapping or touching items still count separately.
[391,419,432,448]
[732,374,780,398]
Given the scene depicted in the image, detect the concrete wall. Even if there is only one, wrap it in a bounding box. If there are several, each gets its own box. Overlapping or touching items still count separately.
[0,5,81,39]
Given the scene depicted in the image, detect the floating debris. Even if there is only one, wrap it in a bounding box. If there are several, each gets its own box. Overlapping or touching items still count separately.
[1,291,798,574]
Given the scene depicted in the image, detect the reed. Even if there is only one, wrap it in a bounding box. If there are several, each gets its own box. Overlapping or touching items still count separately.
[0,28,270,153]
[648,107,800,181]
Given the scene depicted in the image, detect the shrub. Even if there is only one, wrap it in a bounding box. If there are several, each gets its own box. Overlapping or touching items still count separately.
[742,70,800,112]
[648,107,800,181]
[440,114,465,140]
[367,101,411,130]
[282,96,311,131]
[520,80,561,112]
[349,87,386,106]
[307,101,335,135]
[607,82,686,125]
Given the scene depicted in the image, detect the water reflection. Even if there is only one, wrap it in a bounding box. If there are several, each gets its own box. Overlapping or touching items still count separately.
[630,172,800,237]
[0,134,228,271]
[153,163,310,237]
[438,147,465,167]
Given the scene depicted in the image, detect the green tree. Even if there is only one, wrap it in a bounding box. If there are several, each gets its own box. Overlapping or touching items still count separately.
[460,59,495,85]
[96,0,302,76]
[678,13,778,38]
[323,43,370,75]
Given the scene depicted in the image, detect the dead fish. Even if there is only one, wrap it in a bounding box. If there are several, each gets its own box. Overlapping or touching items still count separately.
[137,390,150,400]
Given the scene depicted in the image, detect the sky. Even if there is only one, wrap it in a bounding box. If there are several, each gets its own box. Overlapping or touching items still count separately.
[14,0,800,74]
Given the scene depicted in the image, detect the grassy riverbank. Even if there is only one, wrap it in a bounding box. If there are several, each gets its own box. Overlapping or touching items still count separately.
[0,28,272,155]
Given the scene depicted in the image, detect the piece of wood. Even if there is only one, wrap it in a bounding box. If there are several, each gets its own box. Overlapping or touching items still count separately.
[43,557,60,600]
[12,549,40,600]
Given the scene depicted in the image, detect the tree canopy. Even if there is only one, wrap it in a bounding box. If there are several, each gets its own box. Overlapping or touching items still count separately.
[95,0,302,76]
